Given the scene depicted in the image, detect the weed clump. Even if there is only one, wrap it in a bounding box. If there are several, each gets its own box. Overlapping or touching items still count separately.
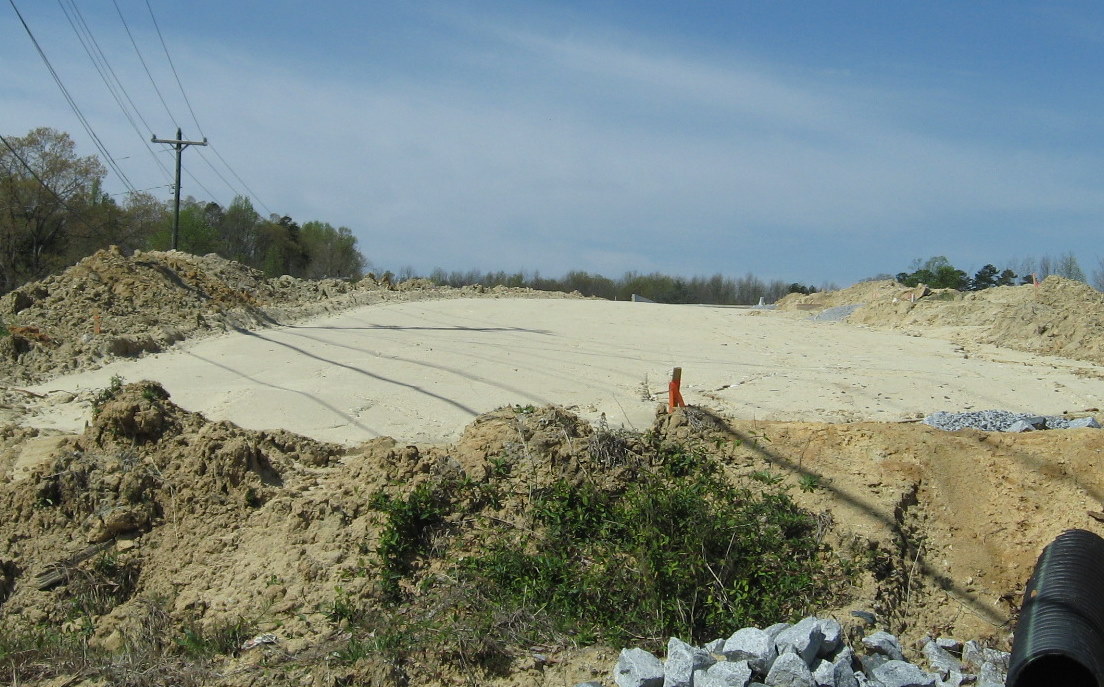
[359,423,849,668]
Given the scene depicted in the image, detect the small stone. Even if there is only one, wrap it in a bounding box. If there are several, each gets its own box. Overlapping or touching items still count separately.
[977,661,1006,687]
[665,637,716,687]
[862,632,906,662]
[697,660,754,687]
[934,638,961,653]
[724,627,778,674]
[850,611,877,626]
[615,647,664,687]
[961,642,1008,673]
[704,638,727,654]
[859,653,890,678]
[1068,416,1102,429]
[1005,420,1036,433]
[765,623,792,642]
[815,618,844,657]
[775,617,825,666]
[871,660,937,687]
[854,672,883,687]
[921,639,962,677]
[765,651,815,687]
[935,670,968,687]
[812,647,858,687]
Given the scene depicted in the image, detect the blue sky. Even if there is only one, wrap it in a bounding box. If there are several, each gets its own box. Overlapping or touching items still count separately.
[4,1,1104,286]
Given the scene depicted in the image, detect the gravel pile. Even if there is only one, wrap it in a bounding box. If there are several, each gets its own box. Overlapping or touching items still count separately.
[596,616,1009,687]
[812,304,862,322]
[923,410,1101,433]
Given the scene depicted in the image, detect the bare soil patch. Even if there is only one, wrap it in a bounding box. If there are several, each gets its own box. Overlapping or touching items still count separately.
[2,254,1104,685]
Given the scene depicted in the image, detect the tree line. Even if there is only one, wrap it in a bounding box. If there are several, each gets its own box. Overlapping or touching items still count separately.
[0,127,365,295]
[894,254,1093,291]
[424,267,834,305]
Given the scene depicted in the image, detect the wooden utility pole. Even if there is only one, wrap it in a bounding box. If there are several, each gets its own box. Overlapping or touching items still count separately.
[151,128,207,250]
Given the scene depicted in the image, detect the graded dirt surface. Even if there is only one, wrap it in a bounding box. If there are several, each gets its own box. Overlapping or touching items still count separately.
[3,251,1104,686]
[18,298,1104,446]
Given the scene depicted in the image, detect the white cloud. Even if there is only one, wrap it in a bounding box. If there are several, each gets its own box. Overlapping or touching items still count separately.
[6,4,1104,283]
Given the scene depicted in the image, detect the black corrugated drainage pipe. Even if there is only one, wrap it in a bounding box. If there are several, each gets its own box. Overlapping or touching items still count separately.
[1008,528,1104,687]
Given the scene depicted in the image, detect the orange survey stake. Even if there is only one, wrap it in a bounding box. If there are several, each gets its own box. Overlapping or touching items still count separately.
[668,367,686,411]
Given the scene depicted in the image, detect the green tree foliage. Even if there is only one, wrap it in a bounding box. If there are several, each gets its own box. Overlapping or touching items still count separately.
[0,127,107,292]
[0,127,370,294]
[300,221,366,279]
[219,195,261,265]
[895,256,969,290]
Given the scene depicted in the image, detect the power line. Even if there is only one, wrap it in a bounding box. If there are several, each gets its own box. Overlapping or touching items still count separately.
[9,0,139,195]
[143,0,274,215]
[179,160,222,206]
[195,148,245,198]
[64,1,158,136]
[207,145,273,215]
[57,0,175,186]
[145,0,203,137]
[112,0,177,129]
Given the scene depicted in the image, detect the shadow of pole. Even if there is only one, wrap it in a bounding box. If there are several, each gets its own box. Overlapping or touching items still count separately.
[688,407,1013,631]
[184,350,383,440]
[228,326,484,417]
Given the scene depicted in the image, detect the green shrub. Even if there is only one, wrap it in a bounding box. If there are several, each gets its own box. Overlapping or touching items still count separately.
[462,461,834,645]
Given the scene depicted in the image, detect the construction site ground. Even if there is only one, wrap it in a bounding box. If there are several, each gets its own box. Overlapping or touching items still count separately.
[2,250,1103,686]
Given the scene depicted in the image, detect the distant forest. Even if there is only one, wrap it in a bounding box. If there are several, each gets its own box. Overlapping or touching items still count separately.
[421,268,832,305]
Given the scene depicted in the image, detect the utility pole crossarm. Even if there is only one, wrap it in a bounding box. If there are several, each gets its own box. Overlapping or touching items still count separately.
[150,127,208,250]
[151,135,208,146]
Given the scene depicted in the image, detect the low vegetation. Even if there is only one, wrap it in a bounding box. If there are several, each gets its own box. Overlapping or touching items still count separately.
[342,420,851,675]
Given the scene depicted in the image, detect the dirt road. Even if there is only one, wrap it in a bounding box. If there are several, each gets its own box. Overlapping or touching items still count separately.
[24,298,1104,444]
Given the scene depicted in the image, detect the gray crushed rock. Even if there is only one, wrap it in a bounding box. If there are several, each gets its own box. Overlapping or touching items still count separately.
[600,619,1011,687]
[812,305,862,321]
[923,409,1101,432]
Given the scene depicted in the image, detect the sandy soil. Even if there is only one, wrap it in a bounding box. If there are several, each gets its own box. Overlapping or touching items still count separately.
[3,251,1104,686]
[19,298,1104,446]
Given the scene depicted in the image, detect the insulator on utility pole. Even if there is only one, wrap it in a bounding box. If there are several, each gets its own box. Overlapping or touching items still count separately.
[151,127,208,250]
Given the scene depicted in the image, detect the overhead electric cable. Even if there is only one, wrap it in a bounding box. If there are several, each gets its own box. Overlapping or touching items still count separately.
[112,0,177,128]
[57,0,175,187]
[145,0,202,136]
[9,0,139,194]
[206,146,272,215]
[66,1,157,135]
[195,148,245,198]
[180,164,222,207]
[144,0,274,215]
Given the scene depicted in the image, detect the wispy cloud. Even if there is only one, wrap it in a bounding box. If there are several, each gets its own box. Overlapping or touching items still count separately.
[7,3,1104,282]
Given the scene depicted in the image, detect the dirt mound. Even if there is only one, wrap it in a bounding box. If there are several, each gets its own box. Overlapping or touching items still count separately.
[778,277,1104,367]
[0,248,580,384]
[848,277,1104,365]
[3,384,1101,685]
[776,280,906,311]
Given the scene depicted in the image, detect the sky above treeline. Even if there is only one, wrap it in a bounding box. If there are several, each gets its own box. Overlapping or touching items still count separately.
[5,1,1104,286]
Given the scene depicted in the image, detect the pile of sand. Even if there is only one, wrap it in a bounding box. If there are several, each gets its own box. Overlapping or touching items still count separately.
[780,277,1104,367]
[2,382,1102,685]
[775,280,908,311]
